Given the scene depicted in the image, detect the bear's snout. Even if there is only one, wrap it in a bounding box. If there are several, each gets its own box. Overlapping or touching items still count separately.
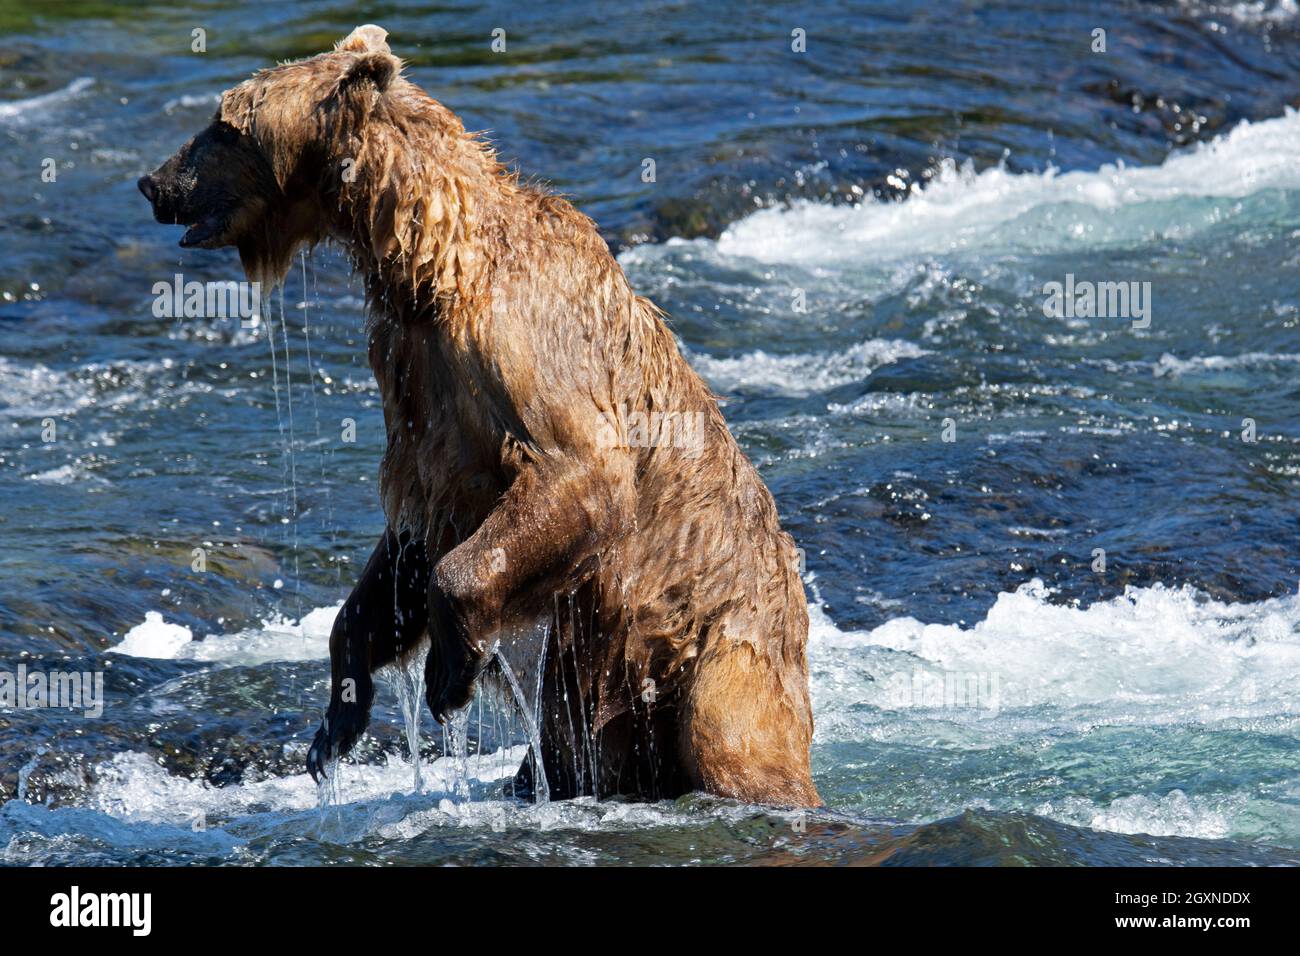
[137,172,176,224]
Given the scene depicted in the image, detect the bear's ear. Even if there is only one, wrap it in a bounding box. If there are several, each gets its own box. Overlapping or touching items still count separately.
[340,50,398,94]
[336,24,390,55]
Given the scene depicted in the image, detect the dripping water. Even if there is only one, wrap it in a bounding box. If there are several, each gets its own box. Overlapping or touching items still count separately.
[298,250,340,584]
[567,590,599,795]
[389,650,428,793]
[493,631,551,806]
[556,594,584,794]
[276,286,301,610]
[260,288,287,524]
[316,755,340,812]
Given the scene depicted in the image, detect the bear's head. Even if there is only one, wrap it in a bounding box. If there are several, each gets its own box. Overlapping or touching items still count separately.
[138,24,401,285]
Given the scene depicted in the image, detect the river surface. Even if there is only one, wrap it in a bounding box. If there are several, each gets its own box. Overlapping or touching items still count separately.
[1,0,1299,865]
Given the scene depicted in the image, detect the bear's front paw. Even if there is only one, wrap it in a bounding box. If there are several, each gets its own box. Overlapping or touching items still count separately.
[306,700,371,783]
[425,587,486,724]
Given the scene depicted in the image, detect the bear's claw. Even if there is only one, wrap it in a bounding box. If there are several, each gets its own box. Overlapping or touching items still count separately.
[306,702,370,782]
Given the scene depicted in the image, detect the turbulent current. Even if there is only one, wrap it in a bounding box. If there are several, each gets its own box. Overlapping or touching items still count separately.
[1,1,1299,865]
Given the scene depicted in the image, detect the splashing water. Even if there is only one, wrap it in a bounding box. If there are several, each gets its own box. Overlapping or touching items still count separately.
[444,708,472,802]
[15,747,47,804]
[315,755,341,812]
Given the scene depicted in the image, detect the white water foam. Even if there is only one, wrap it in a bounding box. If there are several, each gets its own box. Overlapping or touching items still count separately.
[162,92,221,114]
[0,77,93,122]
[1177,0,1300,25]
[119,574,1300,723]
[16,745,742,859]
[111,603,340,665]
[0,355,225,421]
[0,358,98,418]
[686,338,929,397]
[807,579,1300,842]
[716,109,1300,266]
[1036,790,1243,842]
[87,748,528,825]
[106,575,1300,844]
[25,461,110,487]
[809,578,1300,724]
[1153,350,1300,377]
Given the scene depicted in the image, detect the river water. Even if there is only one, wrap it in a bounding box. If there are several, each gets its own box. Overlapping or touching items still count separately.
[1,0,1299,865]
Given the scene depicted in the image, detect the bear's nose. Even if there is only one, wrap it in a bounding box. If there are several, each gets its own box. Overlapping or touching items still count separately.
[137,175,156,203]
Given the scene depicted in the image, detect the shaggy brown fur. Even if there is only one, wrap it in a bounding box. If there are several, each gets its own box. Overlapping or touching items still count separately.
[140,25,819,807]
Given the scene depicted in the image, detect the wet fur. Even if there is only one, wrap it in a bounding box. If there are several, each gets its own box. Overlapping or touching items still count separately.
[142,25,819,806]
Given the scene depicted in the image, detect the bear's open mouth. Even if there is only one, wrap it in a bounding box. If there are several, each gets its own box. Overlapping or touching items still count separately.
[178,215,227,249]
[137,176,232,249]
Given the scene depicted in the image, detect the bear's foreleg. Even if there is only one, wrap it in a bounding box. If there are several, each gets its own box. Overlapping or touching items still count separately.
[307,527,431,782]
[427,455,634,716]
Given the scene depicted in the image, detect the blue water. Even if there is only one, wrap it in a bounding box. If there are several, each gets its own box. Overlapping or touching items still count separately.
[2,0,1299,865]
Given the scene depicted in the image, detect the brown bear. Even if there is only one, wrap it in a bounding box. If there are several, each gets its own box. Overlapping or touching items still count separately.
[139,25,819,807]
